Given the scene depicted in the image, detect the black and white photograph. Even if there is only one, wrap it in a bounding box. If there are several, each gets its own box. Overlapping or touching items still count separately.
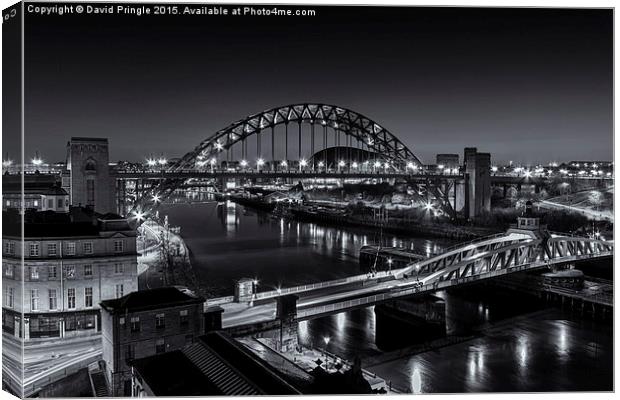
[1,1,615,397]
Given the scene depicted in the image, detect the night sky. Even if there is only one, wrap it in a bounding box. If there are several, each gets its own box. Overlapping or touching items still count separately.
[19,5,613,165]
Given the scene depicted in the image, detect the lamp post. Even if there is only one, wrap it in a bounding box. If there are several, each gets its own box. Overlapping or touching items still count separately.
[323,336,330,367]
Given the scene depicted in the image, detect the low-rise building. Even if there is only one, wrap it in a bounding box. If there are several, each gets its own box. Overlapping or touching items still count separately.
[99,286,205,396]
[3,173,69,212]
[1,207,138,341]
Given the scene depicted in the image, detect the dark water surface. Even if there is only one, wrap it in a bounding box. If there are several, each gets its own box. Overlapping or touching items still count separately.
[163,200,613,393]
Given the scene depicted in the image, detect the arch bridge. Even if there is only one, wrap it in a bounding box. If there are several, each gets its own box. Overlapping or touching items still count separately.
[129,103,456,218]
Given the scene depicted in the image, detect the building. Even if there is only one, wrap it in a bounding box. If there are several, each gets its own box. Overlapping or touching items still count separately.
[66,137,115,214]
[99,287,206,396]
[436,154,460,171]
[464,147,491,218]
[1,207,138,341]
[2,173,69,212]
[130,332,302,396]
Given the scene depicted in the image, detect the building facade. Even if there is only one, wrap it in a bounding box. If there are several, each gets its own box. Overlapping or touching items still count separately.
[1,208,138,341]
[66,137,116,214]
[3,173,69,213]
[100,287,205,396]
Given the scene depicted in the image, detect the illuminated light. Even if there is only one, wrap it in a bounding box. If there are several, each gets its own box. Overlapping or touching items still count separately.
[452,168,459,174]
[524,170,532,178]
[374,161,382,168]
[214,141,224,151]
[424,202,434,211]
[210,157,217,165]
[147,158,157,167]
[491,166,498,172]
[240,159,248,167]
[387,257,393,265]
[406,162,414,169]
[151,194,160,203]
[131,210,146,222]
[318,161,324,167]
[280,160,287,167]
[351,162,358,168]
[323,336,330,345]
[437,164,444,170]
[559,169,568,174]
[2,159,13,167]
[384,162,389,169]
[607,172,612,176]
[299,159,308,167]
[276,287,282,294]
[158,158,167,166]
[578,170,586,175]
[338,160,345,167]
[32,158,43,166]
[256,158,265,167]
[253,278,259,285]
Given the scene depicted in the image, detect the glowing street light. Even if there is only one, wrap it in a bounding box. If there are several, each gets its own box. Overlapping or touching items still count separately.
[3,159,13,168]
[318,161,324,169]
[299,159,307,171]
[131,210,146,223]
[158,157,167,166]
[240,159,248,168]
[523,170,532,178]
[151,194,161,203]
[214,141,224,151]
[32,157,43,166]
[323,336,331,366]
[280,160,288,168]
[256,158,265,170]
[351,162,358,169]
[373,161,382,171]
[338,160,345,172]
[147,158,157,167]
[491,166,498,173]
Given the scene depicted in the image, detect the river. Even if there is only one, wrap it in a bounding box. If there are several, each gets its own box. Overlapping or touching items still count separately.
[161,199,613,393]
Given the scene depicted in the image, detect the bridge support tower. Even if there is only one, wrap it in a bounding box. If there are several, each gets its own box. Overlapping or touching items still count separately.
[464,147,491,219]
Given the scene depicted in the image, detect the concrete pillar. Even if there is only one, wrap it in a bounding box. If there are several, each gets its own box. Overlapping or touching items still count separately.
[276,295,298,353]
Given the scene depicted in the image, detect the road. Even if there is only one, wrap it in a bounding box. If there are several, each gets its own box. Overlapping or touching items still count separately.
[2,333,102,395]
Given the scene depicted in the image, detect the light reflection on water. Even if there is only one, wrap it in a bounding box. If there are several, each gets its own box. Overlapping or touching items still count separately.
[164,199,612,393]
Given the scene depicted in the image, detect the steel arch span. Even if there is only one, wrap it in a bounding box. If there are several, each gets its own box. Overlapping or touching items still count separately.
[130,103,426,216]
[175,103,422,171]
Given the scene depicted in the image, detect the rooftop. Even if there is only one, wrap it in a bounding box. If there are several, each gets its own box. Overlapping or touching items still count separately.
[2,207,133,238]
[100,287,205,313]
[131,351,222,396]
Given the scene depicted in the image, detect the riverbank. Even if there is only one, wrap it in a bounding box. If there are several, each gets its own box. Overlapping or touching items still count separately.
[224,194,499,241]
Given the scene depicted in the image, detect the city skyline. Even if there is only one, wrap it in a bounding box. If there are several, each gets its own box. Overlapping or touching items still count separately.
[14,6,613,165]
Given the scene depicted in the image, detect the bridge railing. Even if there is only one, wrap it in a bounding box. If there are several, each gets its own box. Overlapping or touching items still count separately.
[434,232,510,255]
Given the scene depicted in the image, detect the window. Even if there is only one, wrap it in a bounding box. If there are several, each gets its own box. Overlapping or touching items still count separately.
[57,198,63,208]
[116,284,124,298]
[29,243,40,257]
[155,338,165,354]
[5,287,14,308]
[155,313,165,329]
[64,265,76,279]
[85,287,93,308]
[130,317,140,332]
[67,288,76,309]
[179,310,189,325]
[84,264,93,277]
[114,240,124,253]
[114,263,124,274]
[48,243,57,256]
[48,199,54,209]
[48,266,57,279]
[4,264,13,278]
[49,289,58,310]
[30,267,39,280]
[33,200,39,207]
[31,289,39,311]
[125,345,134,360]
[86,180,95,206]
[83,242,93,254]
[66,242,76,255]
[4,241,14,255]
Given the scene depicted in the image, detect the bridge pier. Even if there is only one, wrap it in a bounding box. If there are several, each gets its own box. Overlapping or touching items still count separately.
[374,295,446,350]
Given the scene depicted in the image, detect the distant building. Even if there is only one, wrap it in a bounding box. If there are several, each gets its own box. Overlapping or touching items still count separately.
[464,147,491,218]
[1,208,138,341]
[99,287,206,396]
[2,173,69,213]
[436,154,460,171]
[66,137,115,214]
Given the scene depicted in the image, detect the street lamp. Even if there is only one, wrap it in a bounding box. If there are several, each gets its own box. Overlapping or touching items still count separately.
[152,194,160,203]
[415,264,420,281]
[256,158,264,170]
[351,162,358,169]
[387,257,393,273]
[299,159,307,172]
[338,160,345,172]
[323,336,331,366]
[240,159,248,168]
[280,160,288,170]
